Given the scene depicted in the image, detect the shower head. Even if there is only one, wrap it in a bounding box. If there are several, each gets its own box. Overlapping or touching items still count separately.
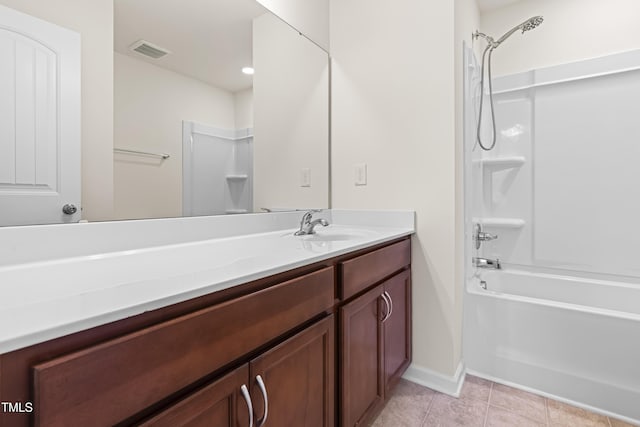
[495,15,544,46]
[521,16,544,32]
[473,15,544,151]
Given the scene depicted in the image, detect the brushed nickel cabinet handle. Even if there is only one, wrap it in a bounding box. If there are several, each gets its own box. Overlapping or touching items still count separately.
[240,384,254,427]
[384,291,394,319]
[256,375,269,427]
[381,293,391,322]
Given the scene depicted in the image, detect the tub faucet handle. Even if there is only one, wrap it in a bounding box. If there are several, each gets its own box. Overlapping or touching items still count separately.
[474,224,498,249]
[478,231,498,241]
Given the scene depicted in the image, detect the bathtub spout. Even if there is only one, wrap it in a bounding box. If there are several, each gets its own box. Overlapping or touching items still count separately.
[473,257,501,269]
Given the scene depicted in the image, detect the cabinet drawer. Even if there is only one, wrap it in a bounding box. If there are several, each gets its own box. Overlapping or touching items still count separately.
[32,266,334,427]
[340,239,410,300]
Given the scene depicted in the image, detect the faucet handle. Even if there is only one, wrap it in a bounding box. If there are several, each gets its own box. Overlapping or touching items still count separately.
[478,231,498,241]
[300,211,314,223]
[474,224,498,249]
[301,209,324,223]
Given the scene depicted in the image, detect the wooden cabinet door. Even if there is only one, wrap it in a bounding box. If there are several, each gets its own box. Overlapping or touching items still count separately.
[383,269,412,395]
[249,315,335,427]
[340,285,385,427]
[137,365,251,427]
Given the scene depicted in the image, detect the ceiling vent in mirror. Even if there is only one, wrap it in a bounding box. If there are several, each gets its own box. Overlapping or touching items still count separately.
[129,40,171,59]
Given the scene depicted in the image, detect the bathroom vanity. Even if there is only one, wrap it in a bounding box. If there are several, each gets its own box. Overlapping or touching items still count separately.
[0,210,413,426]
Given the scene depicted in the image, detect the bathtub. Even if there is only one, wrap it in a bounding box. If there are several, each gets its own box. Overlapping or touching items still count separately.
[464,268,640,424]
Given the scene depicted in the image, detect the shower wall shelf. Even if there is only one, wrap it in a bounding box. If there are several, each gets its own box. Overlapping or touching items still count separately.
[472,218,526,228]
[226,174,249,180]
[225,209,248,214]
[473,156,525,169]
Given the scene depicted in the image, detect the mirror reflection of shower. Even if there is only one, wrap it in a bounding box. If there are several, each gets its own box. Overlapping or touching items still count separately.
[473,16,544,151]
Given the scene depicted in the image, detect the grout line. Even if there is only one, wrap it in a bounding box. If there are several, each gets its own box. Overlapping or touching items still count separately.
[482,381,494,427]
[420,391,437,426]
[487,381,551,425]
[482,402,490,427]
[545,397,550,426]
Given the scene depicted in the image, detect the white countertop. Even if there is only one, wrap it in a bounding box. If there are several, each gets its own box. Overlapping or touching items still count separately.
[0,210,414,353]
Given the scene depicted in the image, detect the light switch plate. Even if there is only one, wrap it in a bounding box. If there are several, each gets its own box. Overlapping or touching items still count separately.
[301,168,311,187]
[355,163,367,186]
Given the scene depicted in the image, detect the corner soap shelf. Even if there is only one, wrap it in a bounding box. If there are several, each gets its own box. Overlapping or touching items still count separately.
[472,218,525,228]
[473,156,525,169]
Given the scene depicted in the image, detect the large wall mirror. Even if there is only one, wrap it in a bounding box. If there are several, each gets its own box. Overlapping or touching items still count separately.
[114,0,329,220]
[0,0,328,227]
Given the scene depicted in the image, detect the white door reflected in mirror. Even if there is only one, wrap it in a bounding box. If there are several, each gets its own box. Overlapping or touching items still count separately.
[0,4,81,226]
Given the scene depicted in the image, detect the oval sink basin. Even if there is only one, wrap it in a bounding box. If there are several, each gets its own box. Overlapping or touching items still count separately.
[293,227,378,242]
[301,233,361,242]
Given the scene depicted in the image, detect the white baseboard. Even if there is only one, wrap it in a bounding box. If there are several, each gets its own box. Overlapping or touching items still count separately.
[402,361,466,397]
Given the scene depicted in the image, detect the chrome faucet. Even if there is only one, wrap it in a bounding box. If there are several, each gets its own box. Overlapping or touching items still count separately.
[473,257,501,269]
[294,210,329,236]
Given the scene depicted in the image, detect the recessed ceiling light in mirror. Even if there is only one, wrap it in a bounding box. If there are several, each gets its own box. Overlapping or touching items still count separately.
[242,67,255,75]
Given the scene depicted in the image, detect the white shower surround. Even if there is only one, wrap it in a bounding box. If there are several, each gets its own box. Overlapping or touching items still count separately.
[182,121,253,216]
[463,47,640,424]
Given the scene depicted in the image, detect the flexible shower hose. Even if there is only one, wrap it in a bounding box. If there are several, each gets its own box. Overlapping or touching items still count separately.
[476,44,497,151]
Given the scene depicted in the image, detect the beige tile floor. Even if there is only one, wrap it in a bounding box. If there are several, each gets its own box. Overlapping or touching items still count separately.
[369,376,638,427]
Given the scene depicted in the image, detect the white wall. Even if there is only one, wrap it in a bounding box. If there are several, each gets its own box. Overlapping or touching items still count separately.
[256,0,329,51]
[331,0,463,379]
[114,52,236,220]
[480,0,640,76]
[234,88,254,130]
[0,0,113,221]
[253,13,329,211]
